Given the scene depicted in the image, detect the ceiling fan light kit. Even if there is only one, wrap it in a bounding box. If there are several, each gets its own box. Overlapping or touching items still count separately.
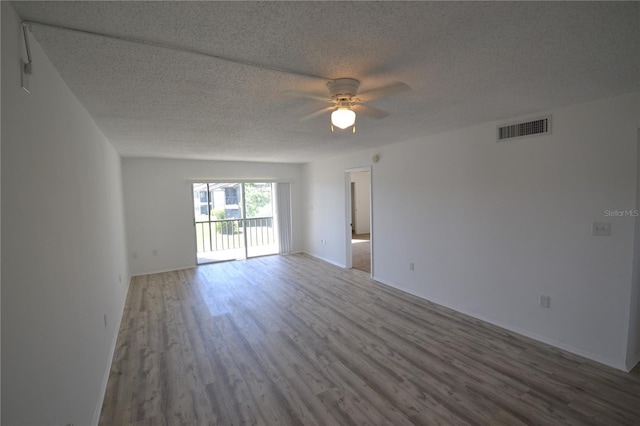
[328,78,359,131]
[331,108,356,129]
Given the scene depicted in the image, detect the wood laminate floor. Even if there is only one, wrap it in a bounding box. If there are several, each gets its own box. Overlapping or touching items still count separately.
[100,254,640,425]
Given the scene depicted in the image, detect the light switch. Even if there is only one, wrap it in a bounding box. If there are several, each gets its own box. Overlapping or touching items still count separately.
[539,295,551,309]
[592,222,612,236]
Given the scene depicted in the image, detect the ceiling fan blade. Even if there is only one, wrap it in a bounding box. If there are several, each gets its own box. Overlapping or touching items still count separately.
[300,106,334,121]
[284,90,332,102]
[353,103,389,119]
[356,82,411,102]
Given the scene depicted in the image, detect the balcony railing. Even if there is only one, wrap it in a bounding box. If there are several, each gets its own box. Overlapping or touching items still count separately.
[195,217,274,253]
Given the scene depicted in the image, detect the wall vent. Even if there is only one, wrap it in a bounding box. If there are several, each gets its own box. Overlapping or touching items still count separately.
[497,116,551,142]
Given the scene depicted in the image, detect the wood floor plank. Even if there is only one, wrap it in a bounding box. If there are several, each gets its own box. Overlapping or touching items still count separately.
[100,254,640,425]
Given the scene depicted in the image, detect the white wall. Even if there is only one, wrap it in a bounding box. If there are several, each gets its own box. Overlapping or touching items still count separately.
[303,92,639,370]
[627,101,640,370]
[627,124,640,370]
[1,3,130,425]
[123,158,304,275]
[351,171,371,234]
[1,5,3,421]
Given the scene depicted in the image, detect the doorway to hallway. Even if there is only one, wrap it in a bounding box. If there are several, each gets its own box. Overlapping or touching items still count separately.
[346,168,372,274]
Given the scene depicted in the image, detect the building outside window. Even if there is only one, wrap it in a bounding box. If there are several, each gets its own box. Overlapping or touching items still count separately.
[225,187,238,205]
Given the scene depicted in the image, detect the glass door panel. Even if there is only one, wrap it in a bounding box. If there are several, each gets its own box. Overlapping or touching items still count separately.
[244,183,279,258]
[193,182,246,264]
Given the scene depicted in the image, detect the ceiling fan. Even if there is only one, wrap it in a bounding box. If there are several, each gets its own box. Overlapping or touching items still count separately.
[286,78,410,133]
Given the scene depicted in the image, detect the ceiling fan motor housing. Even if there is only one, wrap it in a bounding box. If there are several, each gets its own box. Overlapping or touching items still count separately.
[328,78,360,101]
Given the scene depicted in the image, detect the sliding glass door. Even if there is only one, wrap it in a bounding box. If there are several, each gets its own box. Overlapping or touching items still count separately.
[244,183,277,258]
[192,182,278,264]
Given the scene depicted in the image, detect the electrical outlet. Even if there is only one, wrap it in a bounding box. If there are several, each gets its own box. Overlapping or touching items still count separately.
[539,295,551,309]
[409,262,414,271]
[591,221,612,236]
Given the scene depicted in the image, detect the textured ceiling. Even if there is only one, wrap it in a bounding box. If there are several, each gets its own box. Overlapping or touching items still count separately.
[12,1,640,163]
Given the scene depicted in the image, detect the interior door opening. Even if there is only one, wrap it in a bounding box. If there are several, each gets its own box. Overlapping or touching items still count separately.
[192,182,279,264]
[347,169,372,274]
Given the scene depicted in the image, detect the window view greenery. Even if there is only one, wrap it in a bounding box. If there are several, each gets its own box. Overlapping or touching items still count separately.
[244,183,272,218]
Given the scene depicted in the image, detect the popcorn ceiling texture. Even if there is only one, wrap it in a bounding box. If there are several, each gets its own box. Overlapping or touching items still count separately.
[13,1,640,163]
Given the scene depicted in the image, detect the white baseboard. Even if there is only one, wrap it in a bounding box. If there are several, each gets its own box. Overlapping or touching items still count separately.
[131,265,196,277]
[92,275,131,425]
[626,350,640,372]
[303,252,346,269]
[372,275,627,372]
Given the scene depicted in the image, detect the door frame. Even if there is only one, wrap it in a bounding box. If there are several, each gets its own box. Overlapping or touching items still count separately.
[345,166,373,276]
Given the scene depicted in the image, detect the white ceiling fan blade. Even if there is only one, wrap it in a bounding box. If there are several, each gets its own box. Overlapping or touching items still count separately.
[284,90,332,102]
[356,82,410,102]
[300,106,334,121]
[353,103,389,119]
